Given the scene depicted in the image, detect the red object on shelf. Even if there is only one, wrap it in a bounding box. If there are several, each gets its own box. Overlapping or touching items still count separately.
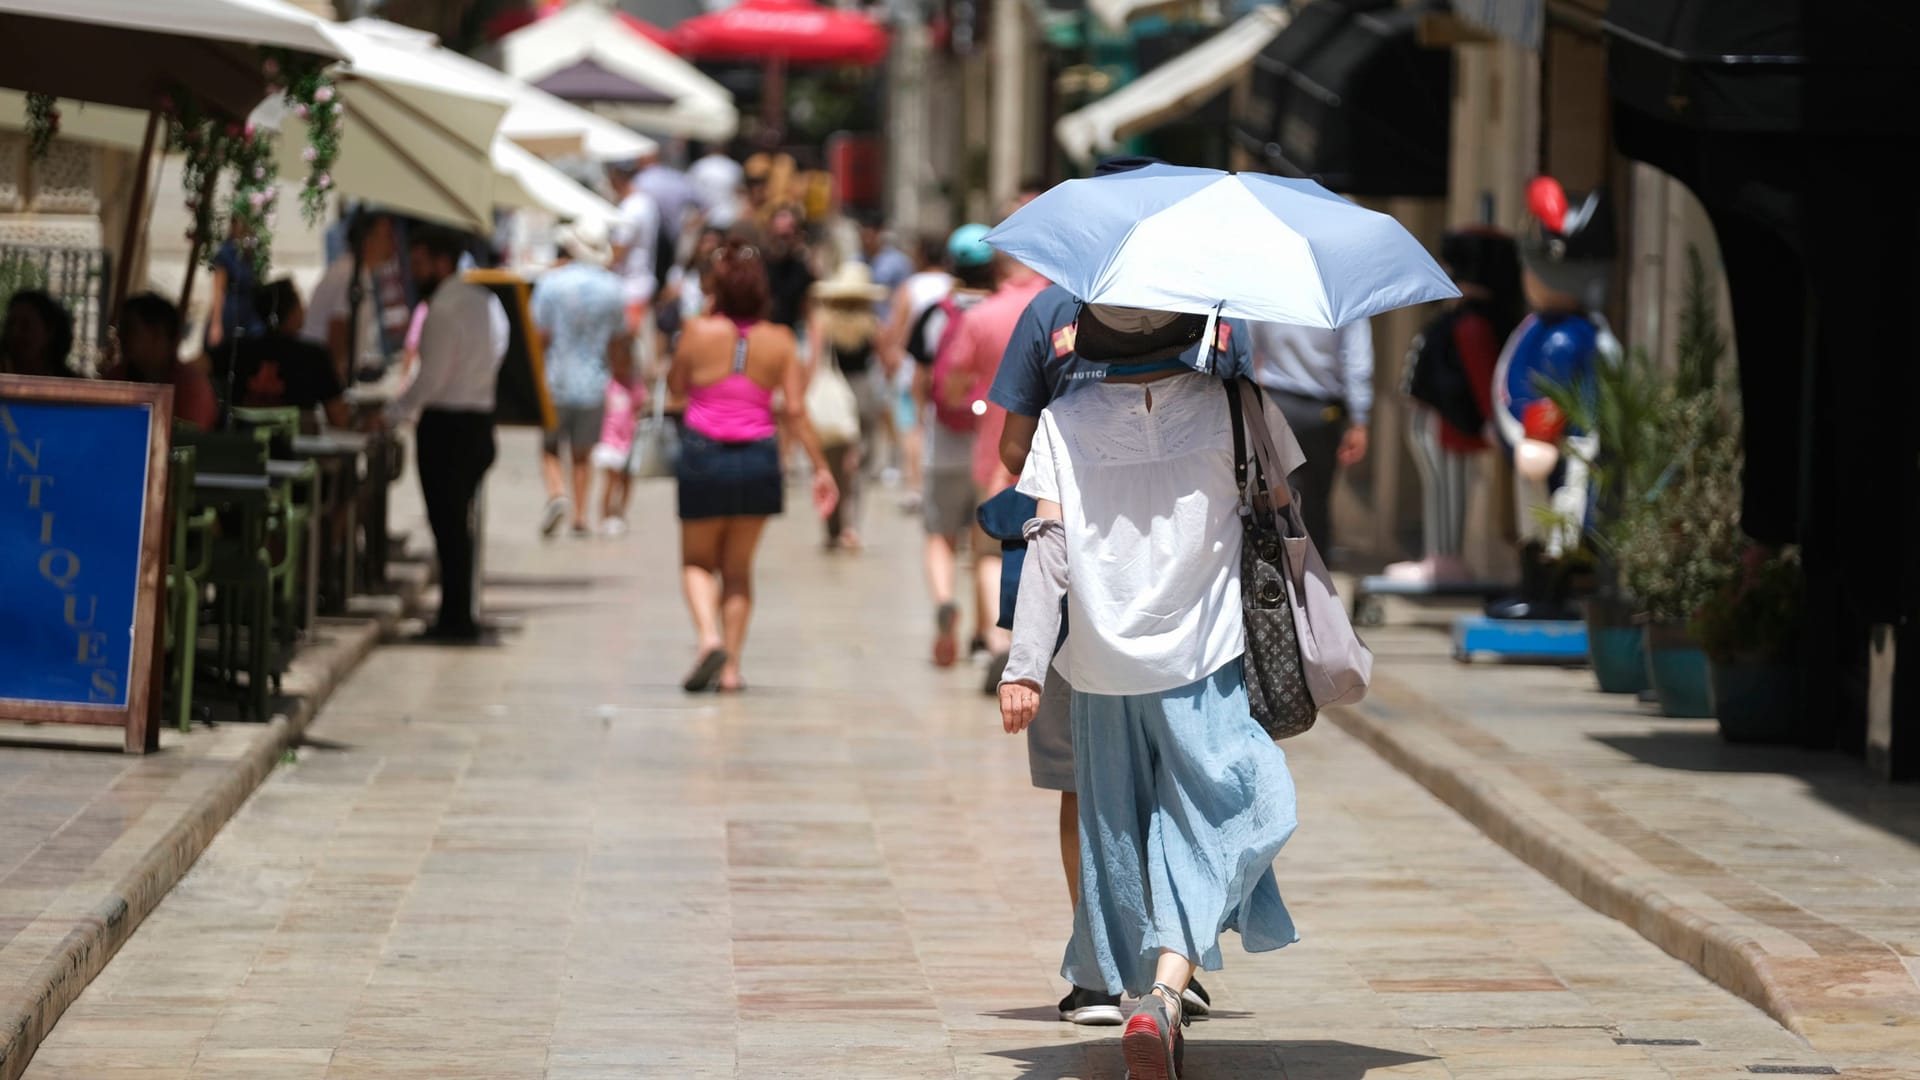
[829,132,883,210]
[674,0,890,65]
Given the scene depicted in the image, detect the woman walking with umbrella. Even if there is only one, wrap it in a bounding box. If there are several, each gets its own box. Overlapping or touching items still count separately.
[991,167,1453,1078]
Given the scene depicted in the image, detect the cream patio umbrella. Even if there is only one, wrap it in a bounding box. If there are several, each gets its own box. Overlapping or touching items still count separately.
[343,18,655,164]
[0,0,347,308]
[492,138,621,228]
[0,0,345,118]
[295,20,514,233]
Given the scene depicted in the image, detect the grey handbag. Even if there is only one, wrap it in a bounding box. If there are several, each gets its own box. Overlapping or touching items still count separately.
[1226,379,1372,737]
[631,373,678,480]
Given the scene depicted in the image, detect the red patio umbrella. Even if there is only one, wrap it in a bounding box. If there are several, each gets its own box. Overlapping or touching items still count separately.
[674,0,889,65]
[674,0,887,137]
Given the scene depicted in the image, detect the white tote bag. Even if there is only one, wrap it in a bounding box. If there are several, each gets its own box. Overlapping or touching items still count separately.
[805,348,861,447]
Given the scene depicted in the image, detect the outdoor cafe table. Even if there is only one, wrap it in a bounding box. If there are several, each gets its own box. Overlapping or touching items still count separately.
[292,432,368,616]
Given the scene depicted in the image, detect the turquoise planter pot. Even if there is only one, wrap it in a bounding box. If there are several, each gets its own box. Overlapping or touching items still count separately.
[1589,625,1650,694]
[1711,663,1800,743]
[1643,624,1713,718]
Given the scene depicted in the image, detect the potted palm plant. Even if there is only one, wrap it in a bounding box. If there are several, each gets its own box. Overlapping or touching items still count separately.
[1693,546,1804,742]
[1537,345,1671,692]
[1537,246,1728,696]
[1611,394,1742,718]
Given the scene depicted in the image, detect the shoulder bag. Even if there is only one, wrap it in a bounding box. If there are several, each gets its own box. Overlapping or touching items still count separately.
[631,371,678,479]
[1226,378,1372,738]
[805,345,861,447]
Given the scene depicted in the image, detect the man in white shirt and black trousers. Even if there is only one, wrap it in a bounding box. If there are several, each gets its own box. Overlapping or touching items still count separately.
[386,225,511,643]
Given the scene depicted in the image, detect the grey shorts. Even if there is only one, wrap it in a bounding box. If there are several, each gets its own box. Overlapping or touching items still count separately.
[922,466,976,538]
[1027,666,1076,792]
[544,403,605,456]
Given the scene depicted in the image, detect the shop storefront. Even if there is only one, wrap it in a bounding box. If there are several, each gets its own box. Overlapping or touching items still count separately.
[1605,0,1920,774]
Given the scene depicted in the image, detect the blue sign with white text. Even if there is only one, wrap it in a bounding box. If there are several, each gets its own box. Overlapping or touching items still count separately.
[0,400,153,707]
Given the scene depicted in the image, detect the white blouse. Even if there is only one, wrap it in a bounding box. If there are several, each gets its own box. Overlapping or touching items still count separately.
[1017,372,1306,696]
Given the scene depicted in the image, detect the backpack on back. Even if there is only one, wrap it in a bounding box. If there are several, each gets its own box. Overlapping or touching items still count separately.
[1405,307,1487,436]
[924,295,984,433]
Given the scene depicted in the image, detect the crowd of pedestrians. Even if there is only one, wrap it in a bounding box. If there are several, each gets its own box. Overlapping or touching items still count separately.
[4,140,1366,1080]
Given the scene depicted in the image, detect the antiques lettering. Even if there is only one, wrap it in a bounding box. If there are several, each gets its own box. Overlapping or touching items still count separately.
[1,404,118,701]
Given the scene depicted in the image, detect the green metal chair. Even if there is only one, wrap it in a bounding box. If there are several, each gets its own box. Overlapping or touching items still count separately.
[176,430,289,721]
[233,406,319,643]
[165,446,217,733]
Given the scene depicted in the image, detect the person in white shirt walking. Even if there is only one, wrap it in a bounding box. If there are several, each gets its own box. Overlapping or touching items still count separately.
[999,305,1304,1076]
[687,144,744,230]
[610,164,662,333]
[385,226,510,643]
[304,213,395,385]
[1247,320,1374,554]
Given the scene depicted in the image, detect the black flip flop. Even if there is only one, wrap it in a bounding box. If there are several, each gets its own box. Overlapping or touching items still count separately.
[683,649,728,693]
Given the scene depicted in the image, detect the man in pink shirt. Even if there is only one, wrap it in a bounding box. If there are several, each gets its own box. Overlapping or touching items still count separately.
[932,258,1047,670]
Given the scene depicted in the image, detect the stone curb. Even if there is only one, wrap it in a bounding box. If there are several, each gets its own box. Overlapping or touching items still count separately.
[1329,671,1802,1039]
[0,612,394,1080]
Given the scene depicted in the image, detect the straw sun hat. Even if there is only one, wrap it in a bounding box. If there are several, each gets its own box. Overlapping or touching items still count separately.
[812,261,890,304]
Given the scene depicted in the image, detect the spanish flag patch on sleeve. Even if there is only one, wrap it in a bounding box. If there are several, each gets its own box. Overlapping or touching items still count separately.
[1051,323,1078,357]
[1215,322,1233,351]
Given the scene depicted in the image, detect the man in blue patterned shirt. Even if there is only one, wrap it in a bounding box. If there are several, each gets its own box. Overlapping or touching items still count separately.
[531,220,631,538]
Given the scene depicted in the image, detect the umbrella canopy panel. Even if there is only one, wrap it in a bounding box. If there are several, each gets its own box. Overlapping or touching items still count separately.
[0,0,343,117]
[344,18,656,162]
[674,0,890,65]
[491,137,621,228]
[534,60,677,106]
[984,165,1458,328]
[496,3,738,141]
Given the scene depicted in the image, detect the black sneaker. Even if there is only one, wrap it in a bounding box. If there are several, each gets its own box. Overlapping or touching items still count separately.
[1182,977,1211,1019]
[1058,985,1123,1026]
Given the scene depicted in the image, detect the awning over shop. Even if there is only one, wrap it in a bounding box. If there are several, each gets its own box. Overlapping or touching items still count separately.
[1231,0,1451,198]
[1606,0,1920,555]
[1056,6,1289,164]
[1087,0,1188,34]
[1607,0,1917,136]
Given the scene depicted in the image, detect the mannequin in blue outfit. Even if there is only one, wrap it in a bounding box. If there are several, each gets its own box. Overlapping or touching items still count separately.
[1487,177,1619,620]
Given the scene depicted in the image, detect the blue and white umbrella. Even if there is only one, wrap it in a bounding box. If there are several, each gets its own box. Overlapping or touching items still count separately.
[984,164,1459,329]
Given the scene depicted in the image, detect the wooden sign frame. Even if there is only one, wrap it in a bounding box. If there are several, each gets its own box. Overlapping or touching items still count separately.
[464,268,557,432]
[0,375,173,753]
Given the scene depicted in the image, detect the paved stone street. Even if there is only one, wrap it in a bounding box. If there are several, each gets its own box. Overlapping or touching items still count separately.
[19,432,1889,1079]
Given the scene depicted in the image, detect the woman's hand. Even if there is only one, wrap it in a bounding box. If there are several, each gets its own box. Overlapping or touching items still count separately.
[811,468,839,519]
[999,680,1041,734]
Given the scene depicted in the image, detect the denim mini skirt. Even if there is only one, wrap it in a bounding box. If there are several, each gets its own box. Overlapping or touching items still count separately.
[676,430,783,520]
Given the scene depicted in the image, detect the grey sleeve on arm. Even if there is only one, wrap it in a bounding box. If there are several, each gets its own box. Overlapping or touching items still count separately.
[1001,518,1067,688]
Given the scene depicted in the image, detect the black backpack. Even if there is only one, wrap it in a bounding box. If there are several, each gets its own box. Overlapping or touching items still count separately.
[1405,306,1487,435]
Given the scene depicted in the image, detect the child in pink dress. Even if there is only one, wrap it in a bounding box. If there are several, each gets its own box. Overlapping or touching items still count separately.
[589,350,644,536]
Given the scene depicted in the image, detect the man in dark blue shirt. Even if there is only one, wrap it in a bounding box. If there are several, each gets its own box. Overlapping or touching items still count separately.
[981,159,1251,1026]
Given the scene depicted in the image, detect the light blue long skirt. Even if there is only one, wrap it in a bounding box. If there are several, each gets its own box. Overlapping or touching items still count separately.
[1064,658,1299,997]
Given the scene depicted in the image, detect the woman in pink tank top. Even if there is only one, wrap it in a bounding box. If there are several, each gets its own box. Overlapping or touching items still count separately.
[667,242,838,693]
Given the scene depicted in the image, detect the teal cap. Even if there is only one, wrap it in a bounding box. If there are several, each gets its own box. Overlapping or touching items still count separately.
[947,223,995,268]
